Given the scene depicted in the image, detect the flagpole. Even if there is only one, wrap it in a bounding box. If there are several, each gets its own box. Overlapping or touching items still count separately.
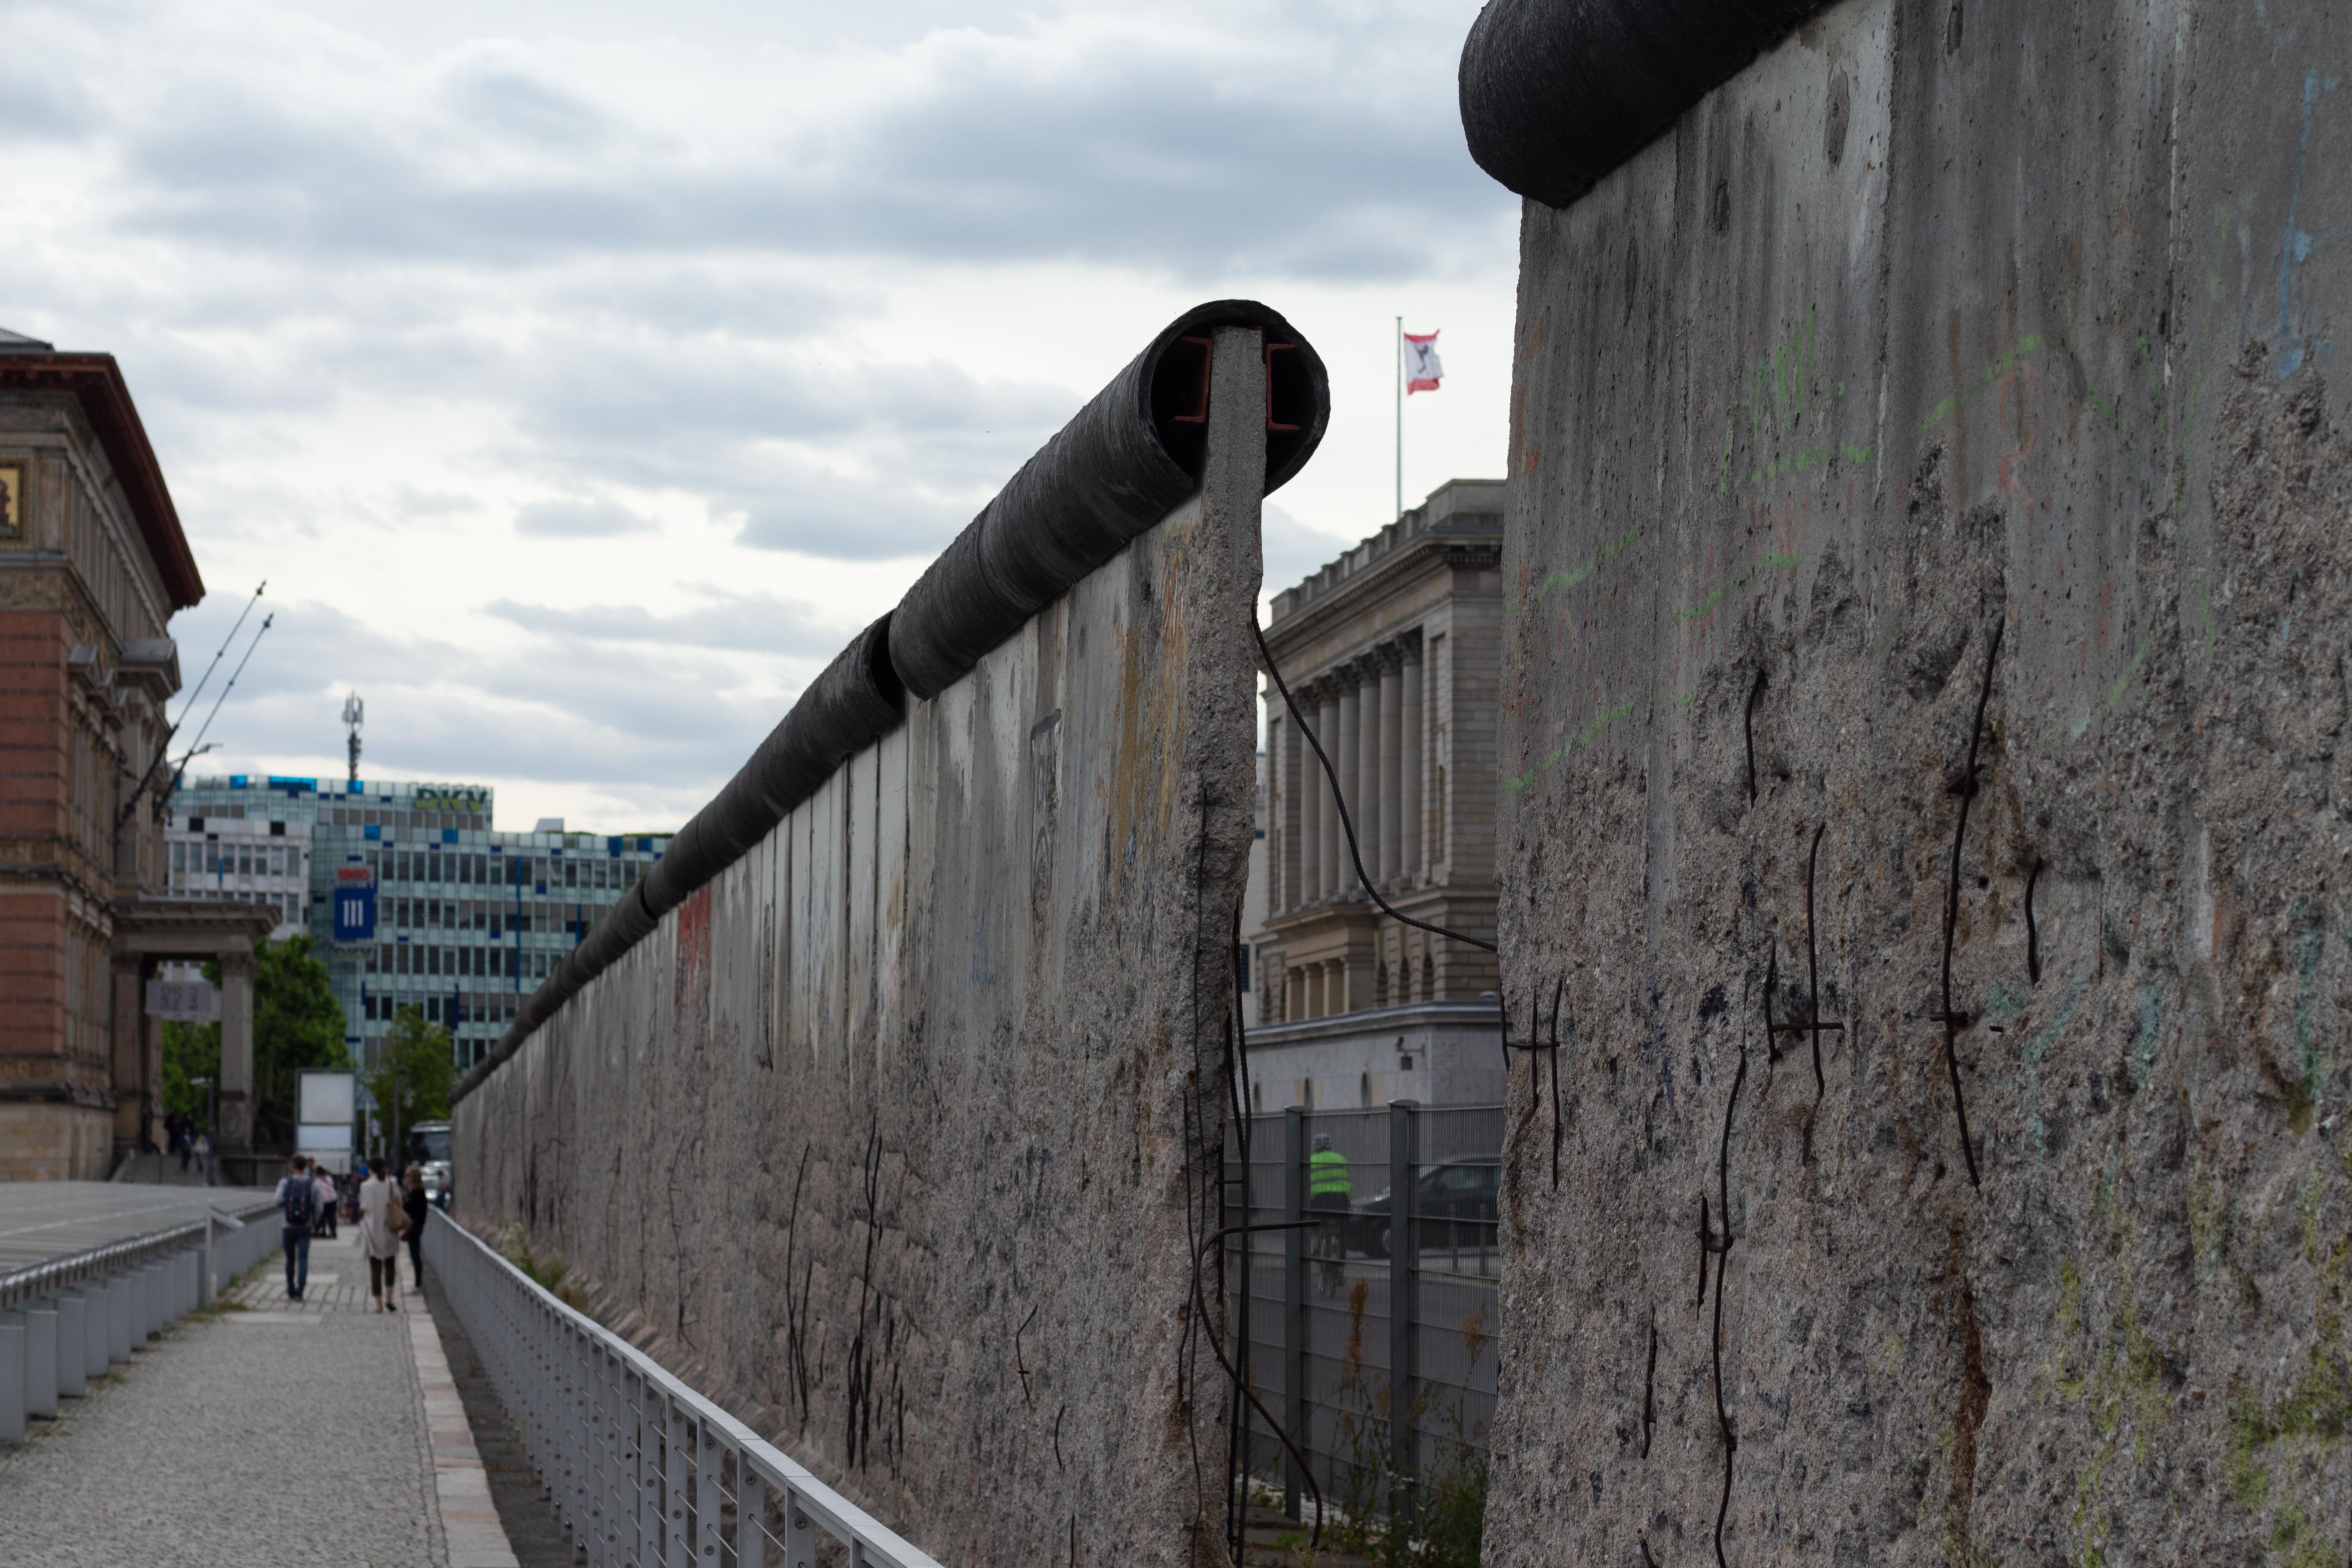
[1395,315,1404,522]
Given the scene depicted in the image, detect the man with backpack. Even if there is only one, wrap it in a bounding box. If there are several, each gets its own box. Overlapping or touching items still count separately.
[275,1154,319,1301]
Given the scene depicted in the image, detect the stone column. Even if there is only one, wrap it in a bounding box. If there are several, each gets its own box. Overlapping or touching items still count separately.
[1334,677,1360,892]
[1377,648,1404,886]
[1316,682,1341,898]
[1401,635,1424,880]
[110,957,143,1152]
[1353,659,1381,885]
[218,953,255,1152]
[1298,697,1322,903]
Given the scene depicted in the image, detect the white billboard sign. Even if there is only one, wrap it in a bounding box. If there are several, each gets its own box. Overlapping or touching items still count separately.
[298,1070,356,1126]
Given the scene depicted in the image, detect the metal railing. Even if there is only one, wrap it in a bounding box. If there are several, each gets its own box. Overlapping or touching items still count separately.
[1225,1102,1501,1537]
[0,1197,278,1444]
[426,1209,945,1568]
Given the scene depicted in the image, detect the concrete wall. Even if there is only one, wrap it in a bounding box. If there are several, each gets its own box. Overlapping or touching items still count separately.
[1490,3,2352,1564]
[455,331,1270,1566]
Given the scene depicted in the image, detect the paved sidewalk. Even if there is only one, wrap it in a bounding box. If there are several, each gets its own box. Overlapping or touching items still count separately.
[0,1228,516,1568]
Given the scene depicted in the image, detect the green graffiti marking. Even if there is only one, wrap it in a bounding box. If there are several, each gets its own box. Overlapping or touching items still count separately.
[1679,552,1802,626]
[2023,976,2087,1158]
[1917,333,2047,433]
[1501,698,1639,791]
[1506,525,1646,623]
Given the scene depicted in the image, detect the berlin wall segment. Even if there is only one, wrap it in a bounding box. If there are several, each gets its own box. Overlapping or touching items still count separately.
[1475,1,2352,1564]
[454,327,1281,1566]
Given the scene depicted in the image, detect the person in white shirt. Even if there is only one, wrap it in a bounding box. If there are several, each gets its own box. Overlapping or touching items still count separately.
[357,1157,403,1312]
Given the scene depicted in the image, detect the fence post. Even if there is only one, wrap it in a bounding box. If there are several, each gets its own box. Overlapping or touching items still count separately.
[1282,1104,1305,1522]
[1388,1099,1418,1538]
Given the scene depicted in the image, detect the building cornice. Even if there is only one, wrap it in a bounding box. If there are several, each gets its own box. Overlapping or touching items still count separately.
[0,353,203,610]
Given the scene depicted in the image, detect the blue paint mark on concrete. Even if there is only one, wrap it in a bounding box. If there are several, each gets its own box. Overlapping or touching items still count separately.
[2280,70,2345,378]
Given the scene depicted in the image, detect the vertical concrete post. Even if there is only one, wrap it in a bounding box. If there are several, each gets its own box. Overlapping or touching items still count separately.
[108,1269,132,1362]
[0,1313,23,1444]
[1378,649,1403,889]
[1316,684,1342,897]
[1387,1100,1417,1535]
[219,952,256,1152]
[1400,638,1423,881]
[1283,1105,1306,1521]
[85,1280,113,1377]
[24,1300,57,1418]
[55,1292,86,1398]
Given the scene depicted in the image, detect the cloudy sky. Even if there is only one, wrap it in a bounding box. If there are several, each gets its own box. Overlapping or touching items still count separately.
[5,0,1518,831]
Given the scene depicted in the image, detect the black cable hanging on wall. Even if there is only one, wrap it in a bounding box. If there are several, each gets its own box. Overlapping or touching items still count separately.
[1251,612,1498,956]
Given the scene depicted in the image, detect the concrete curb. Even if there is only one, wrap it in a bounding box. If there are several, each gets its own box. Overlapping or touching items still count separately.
[410,1307,519,1568]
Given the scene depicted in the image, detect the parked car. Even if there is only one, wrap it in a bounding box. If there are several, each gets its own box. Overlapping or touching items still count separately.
[1345,1158,1500,1258]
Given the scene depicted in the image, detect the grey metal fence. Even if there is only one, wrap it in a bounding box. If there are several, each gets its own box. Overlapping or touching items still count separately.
[426,1208,945,1568]
[0,1197,278,1444]
[1224,1102,1501,1535]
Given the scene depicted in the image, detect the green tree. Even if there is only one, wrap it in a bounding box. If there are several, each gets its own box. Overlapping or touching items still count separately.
[161,1019,220,1125]
[364,1006,455,1154]
[157,938,347,1144]
[242,936,347,1144]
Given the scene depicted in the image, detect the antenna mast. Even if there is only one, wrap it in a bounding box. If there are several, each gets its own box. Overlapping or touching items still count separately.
[342,693,364,783]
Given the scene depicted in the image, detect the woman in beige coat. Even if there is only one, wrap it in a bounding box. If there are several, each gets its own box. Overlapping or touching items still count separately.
[357,1156,405,1312]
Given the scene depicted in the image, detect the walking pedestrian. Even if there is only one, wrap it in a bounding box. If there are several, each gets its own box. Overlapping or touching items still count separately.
[311,1163,339,1239]
[192,1131,211,1179]
[358,1157,404,1312]
[274,1155,318,1301]
[402,1166,430,1294]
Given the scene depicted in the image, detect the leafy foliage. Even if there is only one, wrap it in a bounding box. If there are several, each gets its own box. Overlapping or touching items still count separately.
[363,1005,455,1151]
[252,936,352,1145]
[159,937,348,1142]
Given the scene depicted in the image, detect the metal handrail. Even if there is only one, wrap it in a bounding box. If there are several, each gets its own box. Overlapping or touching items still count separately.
[0,1198,279,1312]
[426,1208,946,1568]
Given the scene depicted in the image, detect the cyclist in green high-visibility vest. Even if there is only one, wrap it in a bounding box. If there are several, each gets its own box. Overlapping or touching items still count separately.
[1309,1133,1351,1210]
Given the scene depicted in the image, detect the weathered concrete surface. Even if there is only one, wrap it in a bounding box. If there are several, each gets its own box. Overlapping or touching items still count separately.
[456,330,1269,1567]
[1490,3,2352,1564]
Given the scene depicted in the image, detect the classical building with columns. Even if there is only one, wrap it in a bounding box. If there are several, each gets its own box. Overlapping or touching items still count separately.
[0,326,275,1180]
[1246,480,1505,1112]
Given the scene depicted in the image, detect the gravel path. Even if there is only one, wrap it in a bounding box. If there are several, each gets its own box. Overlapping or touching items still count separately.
[0,1232,448,1568]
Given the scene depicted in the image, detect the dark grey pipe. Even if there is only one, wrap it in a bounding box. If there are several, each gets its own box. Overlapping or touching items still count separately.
[889,298,1327,699]
[1458,0,1831,209]
[455,299,1329,1104]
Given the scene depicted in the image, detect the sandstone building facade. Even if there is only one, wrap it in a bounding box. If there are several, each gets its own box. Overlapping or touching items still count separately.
[0,328,272,1178]
[1246,479,1504,1110]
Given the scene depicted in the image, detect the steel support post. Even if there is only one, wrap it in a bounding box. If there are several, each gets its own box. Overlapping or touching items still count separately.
[638,1377,665,1565]
[779,1484,818,1568]
[666,1397,691,1562]
[737,1462,766,1568]
[24,1300,57,1418]
[1283,1104,1307,1521]
[1388,1099,1418,1536]
[54,1292,86,1398]
[697,1415,725,1567]
[0,1314,23,1444]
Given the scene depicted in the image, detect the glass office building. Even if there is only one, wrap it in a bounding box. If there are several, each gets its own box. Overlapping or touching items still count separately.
[169,774,671,1071]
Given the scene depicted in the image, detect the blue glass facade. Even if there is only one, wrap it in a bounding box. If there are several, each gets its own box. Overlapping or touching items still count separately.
[169,774,670,1071]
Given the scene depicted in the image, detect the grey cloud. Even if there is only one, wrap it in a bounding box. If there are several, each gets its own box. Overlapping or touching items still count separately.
[100,14,1510,282]
[166,596,795,810]
[513,498,657,537]
[1260,503,1360,598]
[483,589,847,656]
